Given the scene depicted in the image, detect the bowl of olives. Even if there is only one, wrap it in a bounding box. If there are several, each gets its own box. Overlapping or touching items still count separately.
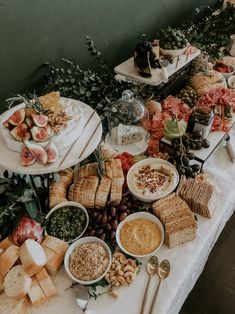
[160,27,188,57]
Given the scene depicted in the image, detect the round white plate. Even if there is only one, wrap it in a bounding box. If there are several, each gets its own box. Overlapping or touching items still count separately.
[127,158,179,202]
[105,126,149,156]
[0,97,102,175]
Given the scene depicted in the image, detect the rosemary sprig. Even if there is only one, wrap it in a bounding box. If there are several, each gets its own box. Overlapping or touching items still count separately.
[6,93,47,114]
[94,145,106,179]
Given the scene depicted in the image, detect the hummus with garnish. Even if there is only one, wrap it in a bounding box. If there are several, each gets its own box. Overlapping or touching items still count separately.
[120,218,162,255]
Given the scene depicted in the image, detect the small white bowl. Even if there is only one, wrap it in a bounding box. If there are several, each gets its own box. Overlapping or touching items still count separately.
[45,201,89,243]
[213,64,235,79]
[116,212,164,258]
[64,236,112,285]
[127,158,179,203]
[160,46,187,57]
[228,75,235,89]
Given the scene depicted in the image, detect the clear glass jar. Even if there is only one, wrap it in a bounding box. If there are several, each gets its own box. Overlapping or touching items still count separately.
[108,90,148,146]
[187,106,214,138]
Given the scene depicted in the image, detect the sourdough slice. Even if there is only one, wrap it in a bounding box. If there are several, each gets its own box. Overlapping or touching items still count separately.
[109,159,117,178]
[4,265,32,299]
[95,176,112,209]
[0,294,29,314]
[105,161,113,179]
[110,177,124,204]
[27,277,46,306]
[0,236,14,250]
[115,158,124,179]
[42,235,68,256]
[20,239,46,276]
[165,225,196,248]
[35,268,57,298]
[0,245,19,276]
[83,176,99,208]
[42,246,58,276]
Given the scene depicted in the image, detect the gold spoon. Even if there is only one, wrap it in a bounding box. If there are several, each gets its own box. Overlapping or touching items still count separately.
[149,259,170,314]
[140,256,158,314]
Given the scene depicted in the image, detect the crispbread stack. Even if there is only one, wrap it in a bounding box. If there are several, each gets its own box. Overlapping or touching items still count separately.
[153,193,197,248]
[176,175,214,218]
[69,158,124,209]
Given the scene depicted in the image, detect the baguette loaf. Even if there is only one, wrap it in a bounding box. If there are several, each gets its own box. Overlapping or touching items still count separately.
[4,265,32,299]
[35,268,57,298]
[0,245,19,276]
[20,239,46,276]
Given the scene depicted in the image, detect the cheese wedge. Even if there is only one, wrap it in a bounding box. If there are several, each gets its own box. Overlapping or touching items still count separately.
[0,245,19,276]
[35,268,57,298]
[4,265,32,299]
[20,239,46,276]
[27,277,46,306]
[117,124,143,146]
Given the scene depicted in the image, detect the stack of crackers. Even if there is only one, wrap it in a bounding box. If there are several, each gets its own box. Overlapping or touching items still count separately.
[153,193,197,248]
[176,175,214,218]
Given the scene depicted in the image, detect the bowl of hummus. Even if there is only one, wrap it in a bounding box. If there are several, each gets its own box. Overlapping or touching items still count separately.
[116,212,164,258]
[127,158,179,203]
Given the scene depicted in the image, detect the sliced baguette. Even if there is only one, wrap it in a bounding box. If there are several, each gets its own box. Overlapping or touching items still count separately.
[0,245,19,276]
[0,294,29,314]
[27,276,46,306]
[20,239,46,276]
[0,236,14,250]
[42,235,68,256]
[35,268,57,298]
[4,265,32,299]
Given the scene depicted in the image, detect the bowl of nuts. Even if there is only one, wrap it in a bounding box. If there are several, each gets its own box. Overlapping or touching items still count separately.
[64,236,112,285]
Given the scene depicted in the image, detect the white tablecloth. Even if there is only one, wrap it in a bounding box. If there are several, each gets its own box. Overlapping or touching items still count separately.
[3,127,235,314]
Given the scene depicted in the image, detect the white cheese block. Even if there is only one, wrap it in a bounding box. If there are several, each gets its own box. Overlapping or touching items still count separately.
[117,123,143,146]
[20,239,46,276]
[4,265,32,298]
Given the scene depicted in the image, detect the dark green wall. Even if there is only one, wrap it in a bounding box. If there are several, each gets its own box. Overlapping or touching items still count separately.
[0,0,217,108]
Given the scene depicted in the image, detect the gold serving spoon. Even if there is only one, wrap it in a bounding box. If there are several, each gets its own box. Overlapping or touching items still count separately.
[149,259,170,314]
[140,256,158,314]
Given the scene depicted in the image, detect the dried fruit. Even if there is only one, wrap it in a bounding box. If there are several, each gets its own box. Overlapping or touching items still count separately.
[46,141,59,163]
[8,108,25,126]
[10,124,31,142]
[3,119,9,128]
[32,114,48,127]
[21,144,36,166]
[31,126,49,142]
[25,117,33,129]
[25,107,36,118]
[25,140,48,164]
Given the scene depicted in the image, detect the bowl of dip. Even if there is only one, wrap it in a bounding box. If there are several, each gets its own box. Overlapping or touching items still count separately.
[64,236,112,285]
[45,201,89,243]
[116,212,164,258]
[127,158,179,203]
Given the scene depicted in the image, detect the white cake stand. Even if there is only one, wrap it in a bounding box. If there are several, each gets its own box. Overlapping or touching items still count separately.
[0,97,102,175]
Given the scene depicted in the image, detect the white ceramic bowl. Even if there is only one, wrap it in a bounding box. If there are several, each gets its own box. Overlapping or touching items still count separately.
[160,46,187,57]
[116,212,164,258]
[45,201,89,243]
[127,158,179,203]
[213,64,235,79]
[228,75,235,89]
[64,236,112,285]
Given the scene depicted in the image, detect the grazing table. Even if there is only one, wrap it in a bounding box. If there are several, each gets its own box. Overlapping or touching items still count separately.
[28,125,235,314]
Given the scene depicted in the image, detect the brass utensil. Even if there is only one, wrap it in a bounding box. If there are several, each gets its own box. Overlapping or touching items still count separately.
[140,256,158,314]
[149,259,170,314]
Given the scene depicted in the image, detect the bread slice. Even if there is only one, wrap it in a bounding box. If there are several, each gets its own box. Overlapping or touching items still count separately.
[109,159,117,178]
[4,265,32,299]
[35,268,57,298]
[165,225,196,248]
[110,177,124,204]
[0,236,14,250]
[115,158,124,179]
[0,245,19,276]
[0,248,4,256]
[42,235,68,256]
[95,176,112,209]
[0,294,29,314]
[20,239,46,276]
[27,277,46,306]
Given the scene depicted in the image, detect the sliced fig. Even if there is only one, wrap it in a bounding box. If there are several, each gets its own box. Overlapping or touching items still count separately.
[31,126,49,142]
[46,141,59,163]
[21,144,36,166]
[3,119,9,128]
[10,124,30,142]
[25,107,36,118]
[8,108,25,126]
[25,117,33,129]
[45,124,51,136]
[32,114,48,127]
[24,140,48,164]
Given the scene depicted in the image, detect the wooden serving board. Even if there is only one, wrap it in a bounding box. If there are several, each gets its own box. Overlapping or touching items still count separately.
[0,98,102,175]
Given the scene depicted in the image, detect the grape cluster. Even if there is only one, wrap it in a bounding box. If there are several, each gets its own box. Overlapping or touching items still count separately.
[177,86,198,108]
[168,131,210,177]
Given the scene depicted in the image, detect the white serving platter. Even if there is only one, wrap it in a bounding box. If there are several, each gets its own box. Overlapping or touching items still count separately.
[114,47,200,86]
[0,97,102,175]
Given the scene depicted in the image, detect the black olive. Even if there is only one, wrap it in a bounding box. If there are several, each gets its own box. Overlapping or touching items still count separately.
[195,141,202,150]
[192,164,200,172]
[182,156,189,166]
[190,142,196,150]
[186,167,194,177]
[202,139,210,148]
[173,151,181,160]
[178,166,186,175]
[187,152,195,160]
[193,131,203,139]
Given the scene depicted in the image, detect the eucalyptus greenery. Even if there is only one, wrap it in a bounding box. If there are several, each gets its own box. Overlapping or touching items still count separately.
[0,172,48,238]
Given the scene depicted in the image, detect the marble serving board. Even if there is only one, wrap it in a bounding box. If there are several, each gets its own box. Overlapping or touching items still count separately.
[114,47,200,86]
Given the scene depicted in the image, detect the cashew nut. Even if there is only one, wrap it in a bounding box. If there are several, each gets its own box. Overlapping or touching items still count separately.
[124,272,136,283]
[117,270,124,276]
[109,271,115,277]
[114,261,122,270]
[116,276,126,286]
[127,259,137,268]
[114,281,121,287]
[123,265,135,272]
[110,276,117,283]
[113,252,125,261]
[105,274,110,281]
[109,289,119,298]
